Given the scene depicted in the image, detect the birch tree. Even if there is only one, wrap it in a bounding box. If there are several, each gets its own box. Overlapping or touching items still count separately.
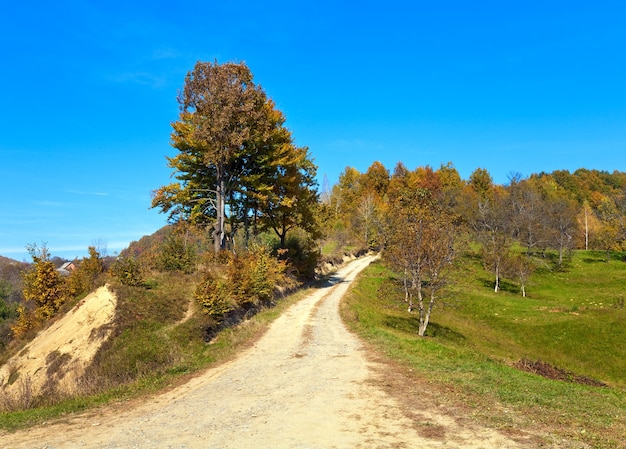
[546,197,578,267]
[509,178,547,254]
[385,188,457,337]
[474,190,512,292]
[420,210,456,335]
[508,252,536,297]
[356,191,376,246]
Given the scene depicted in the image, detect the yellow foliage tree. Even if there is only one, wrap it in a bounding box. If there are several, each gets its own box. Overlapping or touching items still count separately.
[10,305,36,338]
[21,244,69,321]
[68,246,105,296]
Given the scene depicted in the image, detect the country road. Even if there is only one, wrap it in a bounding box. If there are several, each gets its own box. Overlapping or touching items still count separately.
[2,255,524,448]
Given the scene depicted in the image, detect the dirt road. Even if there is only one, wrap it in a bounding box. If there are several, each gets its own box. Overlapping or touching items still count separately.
[2,255,524,448]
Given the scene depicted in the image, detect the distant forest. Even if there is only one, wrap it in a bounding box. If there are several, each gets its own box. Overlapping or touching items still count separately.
[325,163,626,256]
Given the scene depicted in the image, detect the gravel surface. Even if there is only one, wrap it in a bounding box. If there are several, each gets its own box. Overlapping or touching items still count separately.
[1,255,524,448]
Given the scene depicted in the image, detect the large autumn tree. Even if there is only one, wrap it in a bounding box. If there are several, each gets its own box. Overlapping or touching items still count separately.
[152,61,318,252]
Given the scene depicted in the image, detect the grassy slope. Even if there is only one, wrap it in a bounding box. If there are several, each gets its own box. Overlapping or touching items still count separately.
[441,250,625,386]
[341,252,626,449]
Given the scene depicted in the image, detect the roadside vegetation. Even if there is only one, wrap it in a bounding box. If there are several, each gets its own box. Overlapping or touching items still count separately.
[0,266,317,430]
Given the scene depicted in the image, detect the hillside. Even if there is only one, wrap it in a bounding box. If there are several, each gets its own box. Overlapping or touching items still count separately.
[0,256,27,291]
[0,286,116,407]
[340,252,626,448]
[1,256,533,448]
[0,247,623,446]
[0,257,20,266]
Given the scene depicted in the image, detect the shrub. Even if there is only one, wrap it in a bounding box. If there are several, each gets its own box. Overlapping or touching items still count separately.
[194,267,235,322]
[10,305,36,338]
[157,231,197,274]
[0,294,18,321]
[68,246,105,296]
[231,244,288,307]
[194,245,290,324]
[280,231,320,281]
[110,256,144,286]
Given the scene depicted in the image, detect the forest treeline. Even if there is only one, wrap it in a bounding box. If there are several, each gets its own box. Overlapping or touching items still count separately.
[327,162,626,257]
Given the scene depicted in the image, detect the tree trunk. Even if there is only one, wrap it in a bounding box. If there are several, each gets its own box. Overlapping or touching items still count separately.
[494,262,500,292]
[584,204,589,250]
[417,297,427,336]
[416,279,425,335]
[408,274,418,313]
[419,293,436,337]
[403,268,409,304]
[214,174,226,253]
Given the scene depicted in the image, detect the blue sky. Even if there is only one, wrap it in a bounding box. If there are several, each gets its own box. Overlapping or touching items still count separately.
[1,1,625,261]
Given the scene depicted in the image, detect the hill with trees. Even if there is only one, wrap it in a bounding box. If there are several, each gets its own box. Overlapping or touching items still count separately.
[0,60,624,447]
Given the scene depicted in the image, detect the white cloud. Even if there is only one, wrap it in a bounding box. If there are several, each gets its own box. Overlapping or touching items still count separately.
[33,200,74,208]
[152,47,179,60]
[0,246,29,255]
[65,189,109,197]
[107,71,167,89]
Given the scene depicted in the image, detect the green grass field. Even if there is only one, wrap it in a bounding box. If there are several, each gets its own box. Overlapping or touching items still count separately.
[341,251,626,449]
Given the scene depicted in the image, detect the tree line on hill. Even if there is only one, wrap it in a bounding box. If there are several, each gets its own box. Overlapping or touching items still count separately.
[328,162,626,258]
[330,161,626,333]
